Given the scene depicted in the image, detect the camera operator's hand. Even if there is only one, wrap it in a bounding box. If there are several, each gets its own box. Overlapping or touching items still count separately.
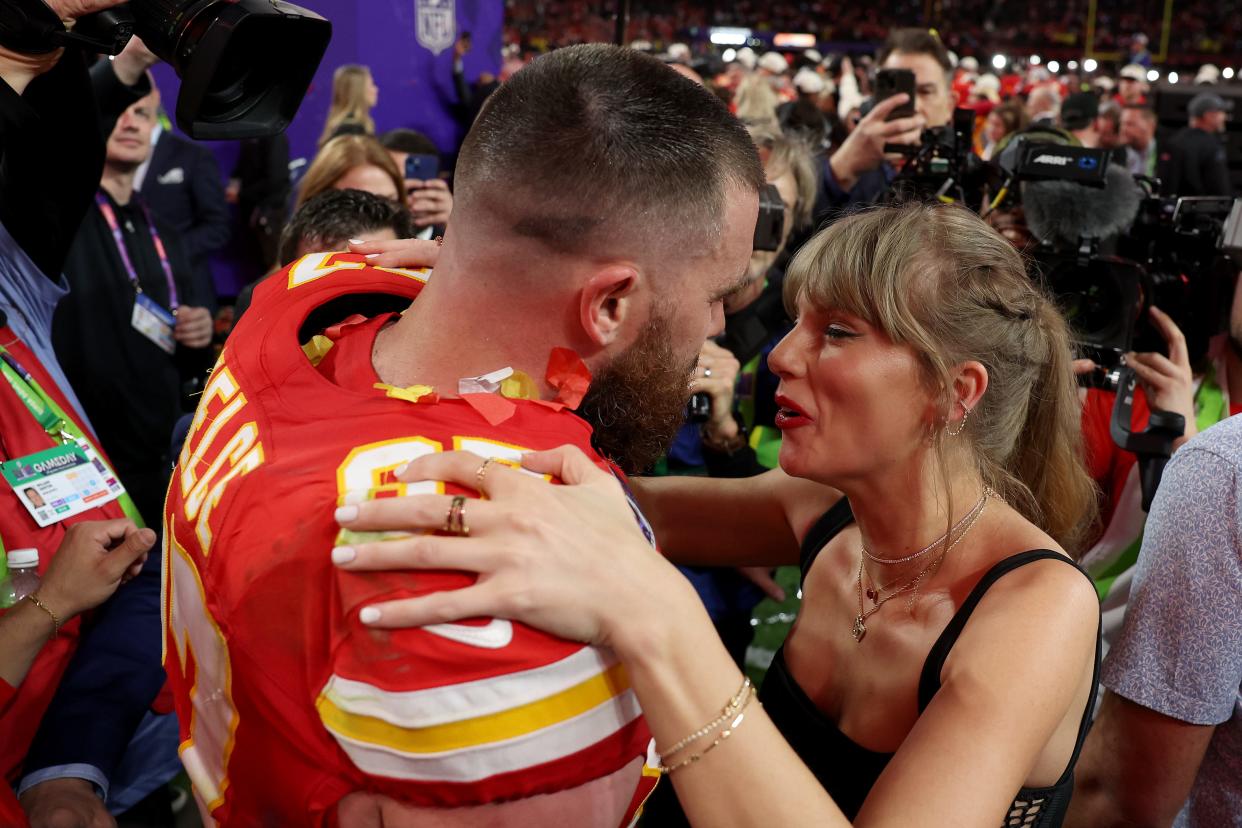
[406,178,453,229]
[828,93,925,192]
[347,237,442,270]
[691,340,742,447]
[45,0,127,20]
[109,34,158,87]
[1126,305,1198,446]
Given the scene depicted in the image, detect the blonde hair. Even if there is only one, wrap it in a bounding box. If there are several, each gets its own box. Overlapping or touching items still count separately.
[296,134,405,211]
[749,124,818,231]
[734,74,781,129]
[319,65,376,147]
[785,204,1096,553]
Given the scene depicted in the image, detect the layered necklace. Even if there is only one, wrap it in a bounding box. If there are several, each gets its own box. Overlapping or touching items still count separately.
[851,487,994,644]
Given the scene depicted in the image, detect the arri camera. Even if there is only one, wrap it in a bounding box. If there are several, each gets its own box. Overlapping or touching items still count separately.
[994,132,1242,508]
[0,0,331,139]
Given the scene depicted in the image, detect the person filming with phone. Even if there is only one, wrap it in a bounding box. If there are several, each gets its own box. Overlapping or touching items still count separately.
[821,28,955,213]
[381,128,454,238]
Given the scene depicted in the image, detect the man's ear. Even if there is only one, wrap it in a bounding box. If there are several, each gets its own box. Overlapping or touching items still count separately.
[579,265,641,347]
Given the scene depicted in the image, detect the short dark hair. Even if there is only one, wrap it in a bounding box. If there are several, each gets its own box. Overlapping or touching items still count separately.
[380,128,440,158]
[1122,103,1158,123]
[454,44,765,257]
[279,189,416,265]
[878,28,953,79]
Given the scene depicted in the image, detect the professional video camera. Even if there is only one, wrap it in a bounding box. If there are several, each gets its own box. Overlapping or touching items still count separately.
[992,131,1242,508]
[0,0,331,139]
[885,107,990,206]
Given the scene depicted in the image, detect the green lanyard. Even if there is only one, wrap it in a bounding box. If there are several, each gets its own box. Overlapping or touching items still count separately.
[0,344,145,561]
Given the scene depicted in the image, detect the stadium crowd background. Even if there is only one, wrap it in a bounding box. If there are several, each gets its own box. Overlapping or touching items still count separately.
[0,0,1239,825]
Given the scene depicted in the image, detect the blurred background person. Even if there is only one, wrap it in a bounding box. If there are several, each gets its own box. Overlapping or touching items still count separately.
[1116,64,1150,105]
[379,128,454,238]
[1163,92,1235,197]
[134,75,229,311]
[980,99,1029,160]
[295,133,406,210]
[1121,104,1161,178]
[317,63,378,148]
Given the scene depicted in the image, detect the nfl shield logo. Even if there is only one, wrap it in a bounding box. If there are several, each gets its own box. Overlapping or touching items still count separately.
[416,0,456,55]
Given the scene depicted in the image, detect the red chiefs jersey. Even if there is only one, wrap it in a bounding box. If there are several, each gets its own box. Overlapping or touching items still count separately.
[162,253,657,826]
[0,327,130,785]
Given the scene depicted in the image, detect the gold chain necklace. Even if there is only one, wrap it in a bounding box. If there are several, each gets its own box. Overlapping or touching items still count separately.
[851,490,991,644]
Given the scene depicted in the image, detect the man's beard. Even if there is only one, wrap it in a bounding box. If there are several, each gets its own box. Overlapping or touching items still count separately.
[576,312,698,474]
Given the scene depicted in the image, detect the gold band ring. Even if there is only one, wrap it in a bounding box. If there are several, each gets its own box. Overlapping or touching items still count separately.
[444,495,469,536]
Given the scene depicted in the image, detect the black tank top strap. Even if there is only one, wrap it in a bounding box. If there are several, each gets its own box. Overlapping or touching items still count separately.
[798,498,854,582]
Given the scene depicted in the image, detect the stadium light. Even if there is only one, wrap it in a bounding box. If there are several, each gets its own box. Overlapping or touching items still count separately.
[992,54,1007,70]
[1030,54,1041,65]
[1068,60,1079,70]
[1225,67,1236,80]
[1084,58,1098,72]
[1047,60,1060,73]
[722,48,737,62]
[1147,69,1160,82]
[1168,71,1179,84]
[709,27,751,46]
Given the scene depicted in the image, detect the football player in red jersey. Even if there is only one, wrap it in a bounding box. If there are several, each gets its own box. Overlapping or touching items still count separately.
[163,44,764,826]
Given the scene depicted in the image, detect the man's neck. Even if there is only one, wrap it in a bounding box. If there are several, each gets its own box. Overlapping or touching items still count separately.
[100,166,137,206]
[371,267,572,402]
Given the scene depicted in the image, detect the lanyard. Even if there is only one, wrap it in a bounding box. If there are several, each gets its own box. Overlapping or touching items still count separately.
[95,191,180,311]
[0,343,145,535]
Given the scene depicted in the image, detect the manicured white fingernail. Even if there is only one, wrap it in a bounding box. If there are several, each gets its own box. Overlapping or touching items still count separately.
[365,253,381,259]
[331,546,355,565]
[360,606,382,624]
[394,462,408,476]
[335,505,358,523]
[349,238,365,244]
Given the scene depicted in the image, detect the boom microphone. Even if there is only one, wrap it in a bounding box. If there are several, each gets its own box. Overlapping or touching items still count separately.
[1021,164,1143,247]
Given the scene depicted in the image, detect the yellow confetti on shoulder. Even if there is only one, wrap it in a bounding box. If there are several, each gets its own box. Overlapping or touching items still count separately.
[499,370,539,400]
[302,335,335,367]
[373,383,437,403]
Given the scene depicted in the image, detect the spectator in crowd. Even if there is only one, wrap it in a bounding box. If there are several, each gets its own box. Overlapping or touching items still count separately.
[52,88,216,526]
[1028,83,1062,125]
[229,133,292,275]
[295,133,405,210]
[0,519,154,824]
[1163,92,1234,197]
[338,203,1102,827]
[0,9,172,823]
[379,128,454,238]
[451,33,500,128]
[134,76,230,308]
[318,63,378,147]
[1194,63,1221,85]
[779,68,833,148]
[734,71,783,127]
[819,29,951,214]
[1128,33,1153,68]
[980,99,1029,160]
[1095,100,1123,151]
[232,188,416,323]
[1117,64,1150,105]
[1067,414,1242,827]
[1062,91,1102,146]
[1121,104,1161,177]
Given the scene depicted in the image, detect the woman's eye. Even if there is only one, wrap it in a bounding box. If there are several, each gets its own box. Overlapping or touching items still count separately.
[825,325,857,340]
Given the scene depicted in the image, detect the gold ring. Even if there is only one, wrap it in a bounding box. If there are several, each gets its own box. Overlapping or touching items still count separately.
[475,457,498,494]
[444,495,469,536]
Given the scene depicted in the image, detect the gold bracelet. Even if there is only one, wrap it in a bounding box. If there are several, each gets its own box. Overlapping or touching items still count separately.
[659,687,757,774]
[24,592,62,638]
[656,677,752,765]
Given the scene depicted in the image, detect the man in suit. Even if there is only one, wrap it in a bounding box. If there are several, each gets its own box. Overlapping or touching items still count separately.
[134,78,228,309]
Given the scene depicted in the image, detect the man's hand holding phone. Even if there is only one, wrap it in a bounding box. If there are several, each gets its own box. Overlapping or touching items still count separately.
[828,93,925,192]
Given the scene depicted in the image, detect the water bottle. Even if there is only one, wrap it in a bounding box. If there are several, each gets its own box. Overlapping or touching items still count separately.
[0,548,40,609]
